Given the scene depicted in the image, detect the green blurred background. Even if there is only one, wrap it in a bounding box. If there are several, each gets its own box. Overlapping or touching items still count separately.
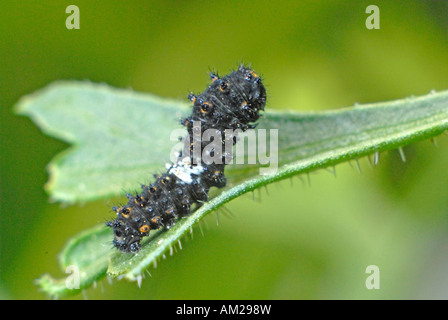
[2,0,448,300]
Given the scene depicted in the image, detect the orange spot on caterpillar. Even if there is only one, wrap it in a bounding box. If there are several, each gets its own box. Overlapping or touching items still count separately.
[161,176,170,184]
[201,102,211,113]
[219,81,228,92]
[210,73,219,82]
[188,93,196,103]
[121,207,131,217]
[151,216,161,224]
[134,195,143,204]
[139,225,150,233]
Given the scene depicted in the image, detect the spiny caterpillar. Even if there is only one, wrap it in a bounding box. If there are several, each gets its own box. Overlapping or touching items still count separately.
[106,65,266,252]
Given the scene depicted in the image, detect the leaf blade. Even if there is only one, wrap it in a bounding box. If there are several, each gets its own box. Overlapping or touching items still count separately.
[15,81,190,203]
[20,82,448,297]
[36,224,113,298]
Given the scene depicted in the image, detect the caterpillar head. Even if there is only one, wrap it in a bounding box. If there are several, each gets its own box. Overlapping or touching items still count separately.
[106,206,151,253]
[106,219,142,253]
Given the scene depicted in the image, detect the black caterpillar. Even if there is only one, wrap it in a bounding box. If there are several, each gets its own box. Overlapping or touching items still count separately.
[106,65,266,252]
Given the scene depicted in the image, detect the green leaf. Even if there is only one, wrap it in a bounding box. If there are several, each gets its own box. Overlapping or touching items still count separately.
[17,82,448,297]
[15,81,191,204]
[36,224,113,298]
